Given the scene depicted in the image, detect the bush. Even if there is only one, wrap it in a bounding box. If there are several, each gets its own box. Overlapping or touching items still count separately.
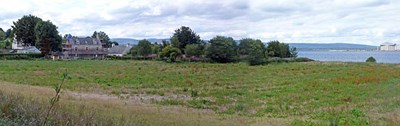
[366,56,376,63]
[159,46,181,62]
[206,36,238,63]
[0,53,43,60]
[266,40,297,58]
[294,57,314,62]
[184,44,204,57]
[248,57,267,66]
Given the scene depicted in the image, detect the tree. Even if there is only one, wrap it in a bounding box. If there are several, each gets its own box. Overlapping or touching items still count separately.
[238,38,267,65]
[160,46,182,62]
[238,38,265,56]
[111,41,119,46]
[206,36,238,63]
[172,26,201,52]
[35,20,62,55]
[0,28,5,40]
[266,40,296,58]
[290,47,298,58]
[366,56,376,63]
[92,31,112,48]
[5,29,12,38]
[134,39,152,56]
[185,44,204,56]
[12,14,43,46]
[151,43,162,54]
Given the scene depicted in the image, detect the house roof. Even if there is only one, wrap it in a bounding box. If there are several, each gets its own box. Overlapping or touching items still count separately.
[108,45,132,55]
[22,46,39,50]
[381,42,396,46]
[72,38,102,45]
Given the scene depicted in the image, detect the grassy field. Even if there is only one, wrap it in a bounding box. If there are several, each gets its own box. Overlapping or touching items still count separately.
[0,60,400,125]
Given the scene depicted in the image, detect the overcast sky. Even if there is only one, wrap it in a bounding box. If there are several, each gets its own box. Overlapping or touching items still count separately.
[1,0,399,45]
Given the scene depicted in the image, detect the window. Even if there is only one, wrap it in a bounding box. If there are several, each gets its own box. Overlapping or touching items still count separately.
[96,47,99,51]
[75,47,78,51]
[86,47,89,51]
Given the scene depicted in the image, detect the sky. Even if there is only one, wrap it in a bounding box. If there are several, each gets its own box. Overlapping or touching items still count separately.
[0,0,399,45]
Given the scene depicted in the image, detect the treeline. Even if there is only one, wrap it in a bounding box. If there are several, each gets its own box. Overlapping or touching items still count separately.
[1,15,117,56]
[129,26,307,65]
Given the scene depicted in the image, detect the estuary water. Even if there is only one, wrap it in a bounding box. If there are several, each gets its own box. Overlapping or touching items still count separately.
[298,51,400,64]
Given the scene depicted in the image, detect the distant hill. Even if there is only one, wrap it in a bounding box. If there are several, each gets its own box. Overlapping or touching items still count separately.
[288,43,377,51]
[111,38,168,45]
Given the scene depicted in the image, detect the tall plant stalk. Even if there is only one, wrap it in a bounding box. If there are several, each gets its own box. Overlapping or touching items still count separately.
[43,70,67,126]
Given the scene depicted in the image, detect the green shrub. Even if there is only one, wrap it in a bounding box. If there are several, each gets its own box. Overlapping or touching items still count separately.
[206,36,238,63]
[160,46,181,62]
[0,53,43,60]
[188,99,213,109]
[366,56,376,63]
[294,57,314,62]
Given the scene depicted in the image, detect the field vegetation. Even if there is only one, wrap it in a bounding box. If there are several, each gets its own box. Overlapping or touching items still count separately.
[0,60,399,125]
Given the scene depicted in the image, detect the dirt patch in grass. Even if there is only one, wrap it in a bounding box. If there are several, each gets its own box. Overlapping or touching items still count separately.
[33,71,47,76]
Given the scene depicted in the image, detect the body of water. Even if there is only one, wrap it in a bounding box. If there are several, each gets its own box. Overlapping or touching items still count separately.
[298,51,400,64]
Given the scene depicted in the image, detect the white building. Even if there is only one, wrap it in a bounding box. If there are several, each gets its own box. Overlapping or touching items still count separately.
[108,44,132,56]
[379,42,400,51]
[12,37,41,53]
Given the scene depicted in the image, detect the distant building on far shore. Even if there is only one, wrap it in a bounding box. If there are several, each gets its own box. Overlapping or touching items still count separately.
[379,42,400,51]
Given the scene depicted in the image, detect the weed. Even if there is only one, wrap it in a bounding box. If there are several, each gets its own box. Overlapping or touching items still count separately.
[43,69,68,126]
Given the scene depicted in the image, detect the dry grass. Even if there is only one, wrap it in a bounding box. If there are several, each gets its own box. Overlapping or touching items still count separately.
[0,81,254,126]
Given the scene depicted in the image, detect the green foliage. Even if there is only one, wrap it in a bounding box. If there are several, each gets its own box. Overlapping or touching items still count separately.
[44,70,68,126]
[34,20,62,55]
[188,99,214,109]
[238,38,265,56]
[294,57,314,62]
[12,14,43,46]
[172,26,201,52]
[170,36,180,49]
[290,47,298,58]
[151,43,162,54]
[5,29,13,39]
[0,39,12,49]
[366,56,376,63]
[206,36,238,63]
[266,40,296,58]
[111,41,119,46]
[160,46,181,62]
[0,28,5,40]
[136,39,152,56]
[238,38,267,66]
[0,53,43,60]
[184,44,204,56]
[92,31,111,48]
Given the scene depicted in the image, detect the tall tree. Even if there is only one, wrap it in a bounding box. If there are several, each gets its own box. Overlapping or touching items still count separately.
[172,26,201,52]
[0,28,5,40]
[35,20,62,55]
[137,39,152,56]
[266,40,296,58]
[5,29,12,38]
[92,31,112,48]
[238,38,265,56]
[12,15,43,46]
[206,36,238,63]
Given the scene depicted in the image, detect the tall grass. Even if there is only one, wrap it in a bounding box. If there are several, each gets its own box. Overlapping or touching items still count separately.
[0,82,247,126]
[0,60,399,125]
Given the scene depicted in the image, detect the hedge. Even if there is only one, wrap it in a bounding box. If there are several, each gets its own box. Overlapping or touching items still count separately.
[0,53,43,60]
